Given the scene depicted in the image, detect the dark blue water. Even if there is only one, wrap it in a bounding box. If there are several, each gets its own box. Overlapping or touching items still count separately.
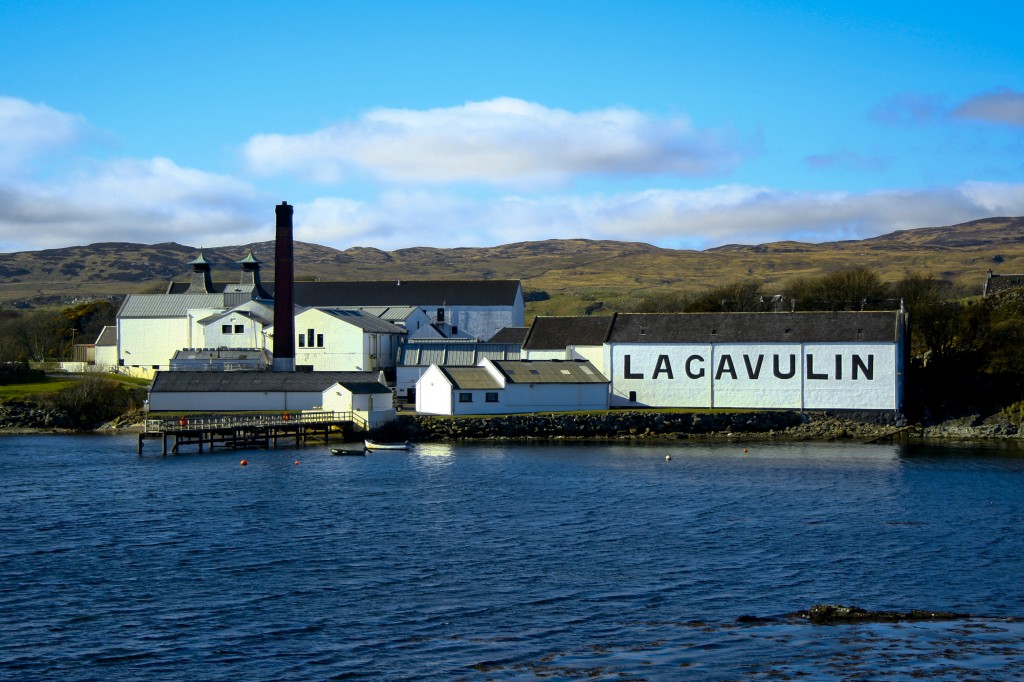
[2,436,1024,680]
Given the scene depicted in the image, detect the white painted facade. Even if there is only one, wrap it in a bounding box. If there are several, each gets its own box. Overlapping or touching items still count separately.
[606,342,899,410]
[415,359,609,416]
[320,381,397,429]
[281,308,405,372]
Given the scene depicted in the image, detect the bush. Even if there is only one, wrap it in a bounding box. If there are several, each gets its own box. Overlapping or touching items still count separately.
[43,376,145,430]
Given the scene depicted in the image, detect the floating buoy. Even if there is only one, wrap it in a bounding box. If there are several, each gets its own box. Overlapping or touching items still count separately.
[742,448,749,454]
[665,454,671,461]
[294,460,300,465]
[240,459,248,466]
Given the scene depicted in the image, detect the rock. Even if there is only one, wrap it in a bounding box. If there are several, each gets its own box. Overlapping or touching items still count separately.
[791,604,971,625]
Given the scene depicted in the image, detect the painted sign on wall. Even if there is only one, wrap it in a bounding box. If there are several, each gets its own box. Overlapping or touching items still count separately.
[608,342,898,410]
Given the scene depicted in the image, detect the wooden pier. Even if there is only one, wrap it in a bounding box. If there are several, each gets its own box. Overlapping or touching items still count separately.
[137,411,365,454]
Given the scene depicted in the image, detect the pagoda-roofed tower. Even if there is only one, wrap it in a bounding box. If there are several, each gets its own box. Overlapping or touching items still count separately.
[186,249,214,293]
[237,249,271,300]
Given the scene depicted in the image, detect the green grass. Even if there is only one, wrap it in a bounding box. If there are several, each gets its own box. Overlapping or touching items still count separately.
[0,372,151,401]
[0,376,79,400]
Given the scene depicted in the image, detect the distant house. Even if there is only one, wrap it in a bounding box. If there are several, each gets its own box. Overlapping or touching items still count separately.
[984,270,1024,297]
[148,370,388,413]
[415,358,609,415]
[93,326,118,370]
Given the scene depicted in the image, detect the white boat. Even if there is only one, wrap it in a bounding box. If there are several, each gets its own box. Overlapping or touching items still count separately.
[364,439,410,451]
[330,447,366,456]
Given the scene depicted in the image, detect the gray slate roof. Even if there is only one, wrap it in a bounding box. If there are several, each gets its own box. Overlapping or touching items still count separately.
[150,371,387,394]
[95,325,117,346]
[168,279,522,307]
[317,309,408,334]
[437,366,503,390]
[486,327,530,344]
[608,312,904,343]
[489,359,608,384]
[523,316,616,350]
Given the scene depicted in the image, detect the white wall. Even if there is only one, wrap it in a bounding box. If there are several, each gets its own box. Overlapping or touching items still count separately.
[119,318,190,370]
[607,342,898,410]
[415,365,455,415]
[503,382,608,412]
[148,390,324,412]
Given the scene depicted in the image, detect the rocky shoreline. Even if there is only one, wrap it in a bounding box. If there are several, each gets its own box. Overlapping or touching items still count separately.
[2,398,1023,443]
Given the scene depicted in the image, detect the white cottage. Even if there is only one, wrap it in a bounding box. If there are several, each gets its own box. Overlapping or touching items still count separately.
[415,358,609,415]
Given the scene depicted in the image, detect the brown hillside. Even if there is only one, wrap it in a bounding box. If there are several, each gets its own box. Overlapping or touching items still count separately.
[1,218,1021,315]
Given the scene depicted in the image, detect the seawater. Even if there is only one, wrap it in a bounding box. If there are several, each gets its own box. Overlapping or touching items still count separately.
[2,436,1024,681]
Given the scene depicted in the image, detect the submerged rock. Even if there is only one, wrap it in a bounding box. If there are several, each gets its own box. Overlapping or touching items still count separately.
[791,604,972,625]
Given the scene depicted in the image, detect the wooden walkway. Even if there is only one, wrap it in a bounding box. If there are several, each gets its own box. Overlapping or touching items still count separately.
[137,411,365,454]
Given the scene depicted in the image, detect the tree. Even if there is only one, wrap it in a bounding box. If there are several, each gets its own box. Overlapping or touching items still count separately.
[687,280,767,313]
[786,267,891,311]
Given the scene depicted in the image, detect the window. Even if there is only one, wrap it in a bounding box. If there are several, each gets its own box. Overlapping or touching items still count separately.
[459,392,473,403]
[628,391,637,402]
[317,334,324,347]
[298,335,305,348]
[222,324,232,334]
[234,324,244,334]
[485,392,499,403]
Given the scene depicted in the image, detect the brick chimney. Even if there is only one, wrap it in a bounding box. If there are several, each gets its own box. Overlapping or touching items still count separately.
[272,202,295,371]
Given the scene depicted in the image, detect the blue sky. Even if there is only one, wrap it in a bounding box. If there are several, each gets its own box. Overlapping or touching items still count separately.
[1,0,1022,253]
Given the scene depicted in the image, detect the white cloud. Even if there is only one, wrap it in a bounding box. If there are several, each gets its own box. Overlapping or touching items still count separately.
[953,89,1024,126]
[243,98,744,186]
[0,157,265,250]
[293,182,1024,251]
[0,96,86,173]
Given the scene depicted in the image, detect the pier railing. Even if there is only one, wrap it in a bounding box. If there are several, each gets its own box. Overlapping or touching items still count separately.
[144,410,359,433]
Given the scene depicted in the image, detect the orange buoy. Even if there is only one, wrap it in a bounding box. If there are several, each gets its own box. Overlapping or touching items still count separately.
[742,448,749,453]
[282,412,290,421]
[179,417,187,426]
[294,460,300,465]
[240,459,248,466]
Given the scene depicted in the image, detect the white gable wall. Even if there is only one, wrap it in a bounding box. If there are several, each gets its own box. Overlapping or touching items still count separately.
[415,365,456,415]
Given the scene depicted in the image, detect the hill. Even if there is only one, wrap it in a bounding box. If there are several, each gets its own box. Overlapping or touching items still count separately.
[1,217,1022,316]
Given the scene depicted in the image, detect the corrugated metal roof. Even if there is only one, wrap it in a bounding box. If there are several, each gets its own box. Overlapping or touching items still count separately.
[119,293,227,318]
[150,370,387,394]
[490,359,608,384]
[397,341,522,366]
[608,311,903,343]
[350,306,419,321]
[439,367,502,390]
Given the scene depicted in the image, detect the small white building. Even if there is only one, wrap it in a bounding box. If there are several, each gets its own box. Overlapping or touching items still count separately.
[396,339,522,402]
[415,358,609,416]
[321,379,396,430]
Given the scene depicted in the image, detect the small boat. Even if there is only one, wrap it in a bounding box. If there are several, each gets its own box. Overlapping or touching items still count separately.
[330,447,366,456]
[364,439,410,451]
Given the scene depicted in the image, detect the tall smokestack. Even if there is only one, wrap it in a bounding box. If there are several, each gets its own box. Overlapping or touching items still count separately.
[272,201,295,371]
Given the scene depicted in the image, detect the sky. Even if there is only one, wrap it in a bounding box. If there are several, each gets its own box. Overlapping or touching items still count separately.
[1,0,1022,254]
